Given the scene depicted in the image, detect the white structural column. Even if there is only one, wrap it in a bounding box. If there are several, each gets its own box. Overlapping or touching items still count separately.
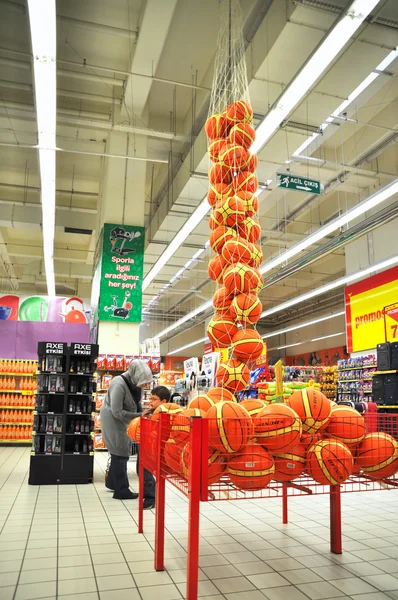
[96,131,147,354]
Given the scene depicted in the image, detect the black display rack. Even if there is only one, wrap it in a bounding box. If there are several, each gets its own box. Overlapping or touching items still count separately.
[28,341,98,485]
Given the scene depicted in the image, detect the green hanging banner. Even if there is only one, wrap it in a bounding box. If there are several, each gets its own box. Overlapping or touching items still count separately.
[97,223,145,323]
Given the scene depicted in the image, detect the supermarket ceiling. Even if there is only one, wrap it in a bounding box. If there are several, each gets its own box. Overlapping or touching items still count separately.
[0,0,398,343]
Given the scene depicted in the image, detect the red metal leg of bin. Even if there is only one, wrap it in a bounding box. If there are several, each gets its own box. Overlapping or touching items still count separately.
[187,417,202,600]
[155,474,165,571]
[282,483,288,524]
[138,435,144,534]
[330,485,342,554]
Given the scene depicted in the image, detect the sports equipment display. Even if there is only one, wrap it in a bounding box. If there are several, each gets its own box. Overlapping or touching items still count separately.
[239,398,266,416]
[164,438,184,473]
[205,401,253,453]
[207,182,233,206]
[232,170,258,193]
[170,408,205,445]
[273,443,306,482]
[222,237,253,265]
[231,292,262,325]
[209,225,237,253]
[213,196,245,228]
[205,113,230,139]
[287,388,331,434]
[326,406,366,447]
[208,138,227,162]
[229,122,256,148]
[182,444,227,484]
[306,439,353,485]
[208,254,228,282]
[209,162,232,185]
[356,432,398,480]
[207,314,238,348]
[212,286,234,315]
[218,142,249,170]
[127,417,140,442]
[225,100,253,123]
[216,359,250,392]
[188,394,218,412]
[254,404,302,451]
[223,262,261,295]
[238,216,261,243]
[231,329,264,361]
[206,387,236,403]
[228,442,274,490]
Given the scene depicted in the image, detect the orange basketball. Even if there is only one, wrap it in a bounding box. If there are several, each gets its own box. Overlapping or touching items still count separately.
[216,359,250,393]
[223,262,261,295]
[239,398,266,416]
[232,329,264,362]
[242,195,259,217]
[209,212,219,231]
[164,438,184,474]
[231,292,262,325]
[273,443,306,482]
[213,196,245,228]
[229,122,256,149]
[208,138,227,162]
[208,254,228,283]
[218,142,250,170]
[205,113,230,140]
[152,404,183,439]
[209,162,232,185]
[181,443,227,484]
[225,100,253,124]
[207,314,238,348]
[222,237,253,265]
[254,404,302,452]
[127,417,140,442]
[306,439,353,485]
[244,153,258,173]
[301,432,321,450]
[206,387,236,403]
[232,170,258,194]
[287,388,331,434]
[207,182,233,207]
[205,401,253,453]
[325,406,366,447]
[249,244,263,268]
[213,286,233,314]
[238,216,261,244]
[209,225,237,254]
[228,442,274,491]
[170,408,205,445]
[188,393,218,412]
[356,433,398,480]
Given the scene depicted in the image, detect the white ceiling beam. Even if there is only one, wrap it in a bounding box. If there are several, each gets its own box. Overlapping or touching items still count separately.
[122,0,179,119]
[0,203,96,231]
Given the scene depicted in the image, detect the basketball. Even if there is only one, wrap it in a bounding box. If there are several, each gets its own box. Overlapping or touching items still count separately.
[229,122,256,149]
[325,406,366,447]
[225,100,253,123]
[208,254,228,282]
[127,417,140,442]
[205,113,230,140]
[301,432,321,450]
[356,433,398,480]
[231,292,262,325]
[244,153,258,173]
[207,387,237,403]
[306,439,353,485]
[208,138,227,162]
[219,142,250,170]
[188,393,217,412]
[223,262,261,294]
[216,359,251,392]
[181,444,227,484]
[207,314,238,348]
[209,213,219,231]
[213,286,233,314]
[232,329,264,362]
[152,404,183,439]
[287,388,331,434]
[254,404,302,452]
[228,443,274,491]
[250,244,263,268]
[207,182,233,207]
[209,162,232,185]
[222,237,253,265]
[239,398,266,416]
[242,195,259,217]
[205,401,253,453]
[170,408,205,445]
[209,225,237,253]
[273,443,306,482]
[213,196,245,228]
[232,170,258,194]
[238,216,261,244]
[164,438,184,474]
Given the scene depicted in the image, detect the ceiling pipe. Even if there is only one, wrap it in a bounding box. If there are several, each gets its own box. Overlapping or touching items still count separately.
[0,103,110,121]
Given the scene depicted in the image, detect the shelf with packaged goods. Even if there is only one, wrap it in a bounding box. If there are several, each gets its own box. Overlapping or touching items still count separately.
[1,422,33,426]
[0,406,35,410]
[1,372,35,377]
[338,365,377,371]
[2,439,32,443]
[337,390,372,394]
[372,370,398,375]
[0,390,36,395]
[337,378,374,383]
[377,405,398,408]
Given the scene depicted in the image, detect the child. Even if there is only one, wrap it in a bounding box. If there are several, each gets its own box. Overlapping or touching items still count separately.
[138,385,171,509]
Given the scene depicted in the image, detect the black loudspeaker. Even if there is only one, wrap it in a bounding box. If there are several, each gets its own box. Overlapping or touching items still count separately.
[384,374,398,406]
[377,342,391,371]
[391,342,398,369]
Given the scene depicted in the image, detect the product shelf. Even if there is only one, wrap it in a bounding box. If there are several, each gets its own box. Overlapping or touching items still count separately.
[372,370,398,375]
[0,391,35,395]
[2,439,32,443]
[338,365,377,371]
[0,372,35,377]
[0,406,35,410]
[1,422,33,426]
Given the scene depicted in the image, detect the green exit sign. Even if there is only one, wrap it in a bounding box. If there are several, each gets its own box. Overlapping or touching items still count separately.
[276,172,321,195]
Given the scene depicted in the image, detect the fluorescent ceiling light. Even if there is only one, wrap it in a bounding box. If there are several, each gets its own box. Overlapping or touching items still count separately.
[311,331,345,342]
[262,310,345,340]
[28,0,57,297]
[261,255,398,319]
[168,336,208,356]
[271,331,345,351]
[251,0,381,155]
[158,299,213,339]
[260,179,398,277]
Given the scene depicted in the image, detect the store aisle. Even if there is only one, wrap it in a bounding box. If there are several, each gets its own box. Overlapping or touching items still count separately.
[1,446,398,600]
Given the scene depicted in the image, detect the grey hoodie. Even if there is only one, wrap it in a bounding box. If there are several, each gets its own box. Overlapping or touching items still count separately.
[100,360,153,457]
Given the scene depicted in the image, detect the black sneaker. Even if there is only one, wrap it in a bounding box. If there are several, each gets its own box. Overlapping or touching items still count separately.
[113,490,139,500]
[143,499,155,510]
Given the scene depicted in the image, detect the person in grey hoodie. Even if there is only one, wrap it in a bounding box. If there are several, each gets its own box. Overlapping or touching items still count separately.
[101,359,152,500]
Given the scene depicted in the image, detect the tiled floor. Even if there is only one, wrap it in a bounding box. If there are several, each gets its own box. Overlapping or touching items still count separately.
[1,447,398,600]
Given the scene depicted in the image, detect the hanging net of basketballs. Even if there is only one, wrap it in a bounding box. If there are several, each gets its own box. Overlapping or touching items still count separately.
[128,0,398,500]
